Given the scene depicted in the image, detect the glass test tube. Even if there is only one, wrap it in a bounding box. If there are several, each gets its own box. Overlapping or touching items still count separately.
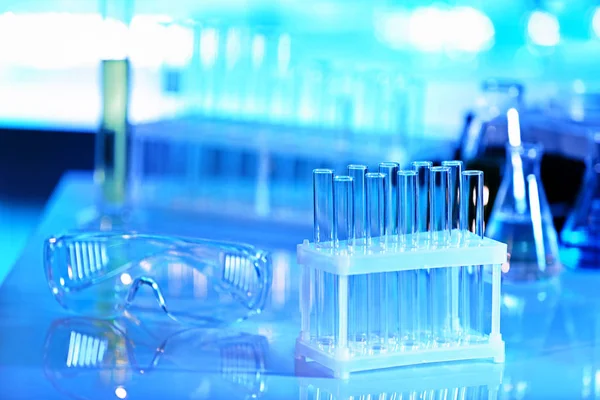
[460,171,486,343]
[411,161,433,246]
[461,171,485,239]
[430,167,454,345]
[334,176,354,248]
[365,173,387,350]
[366,173,386,246]
[348,165,368,246]
[398,170,418,248]
[379,162,399,244]
[379,163,399,348]
[313,169,335,247]
[430,167,451,247]
[441,160,463,245]
[348,165,368,353]
[411,161,432,346]
[313,169,336,351]
[441,161,463,337]
[397,170,418,347]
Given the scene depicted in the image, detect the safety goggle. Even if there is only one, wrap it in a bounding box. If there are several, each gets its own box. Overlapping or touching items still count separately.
[43,317,268,400]
[44,231,272,326]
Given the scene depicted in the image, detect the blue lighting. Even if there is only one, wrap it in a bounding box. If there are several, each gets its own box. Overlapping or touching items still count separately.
[527,11,560,47]
[375,6,494,53]
[593,7,600,39]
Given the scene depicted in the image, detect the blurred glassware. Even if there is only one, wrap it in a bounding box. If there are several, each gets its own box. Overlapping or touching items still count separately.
[45,231,272,325]
[458,79,524,162]
[44,317,268,400]
[95,0,133,216]
[486,142,561,282]
[561,131,600,267]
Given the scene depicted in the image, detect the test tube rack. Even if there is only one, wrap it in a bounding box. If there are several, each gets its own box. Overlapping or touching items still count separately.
[295,162,507,378]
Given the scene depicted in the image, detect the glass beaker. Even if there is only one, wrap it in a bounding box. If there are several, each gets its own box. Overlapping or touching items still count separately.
[561,131,600,266]
[486,143,562,281]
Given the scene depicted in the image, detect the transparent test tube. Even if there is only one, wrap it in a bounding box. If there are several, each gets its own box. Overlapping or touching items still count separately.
[430,166,454,346]
[398,170,418,247]
[397,170,418,347]
[441,161,464,245]
[313,169,335,247]
[366,173,386,246]
[460,170,486,343]
[348,165,368,353]
[366,172,387,351]
[334,176,354,249]
[379,162,399,246]
[411,161,433,246]
[312,169,336,352]
[411,161,432,346]
[379,163,399,348]
[348,165,368,247]
[441,161,463,336]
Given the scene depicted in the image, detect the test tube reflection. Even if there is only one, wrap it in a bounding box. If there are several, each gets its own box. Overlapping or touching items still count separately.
[460,170,486,343]
[348,165,368,247]
[313,169,334,248]
[334,176,354,248]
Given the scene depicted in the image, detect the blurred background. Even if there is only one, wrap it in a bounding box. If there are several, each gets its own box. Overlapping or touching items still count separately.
[1,0,600,275]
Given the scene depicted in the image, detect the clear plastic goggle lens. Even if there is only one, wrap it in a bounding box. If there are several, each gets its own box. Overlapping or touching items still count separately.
[44,232,272,326]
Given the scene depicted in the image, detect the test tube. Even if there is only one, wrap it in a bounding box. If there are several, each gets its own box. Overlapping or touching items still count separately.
[430,166,454,345]
[379,163,399,348]
[348,165,368,247]
[397,170,418,248]
[460,170,486,343]
[430,167,451,247]
[365,173,386,246]
[334,176,354,248]
[411,161,432,346]
[379,162,399,244]
[411,161,432,246]
[347,165,368,353]
[313,169,334,248]
[441,160,463,245]
[365,172,387,350]
[441,161,463,338]
[397,170,419,347]
[461,171,485,240]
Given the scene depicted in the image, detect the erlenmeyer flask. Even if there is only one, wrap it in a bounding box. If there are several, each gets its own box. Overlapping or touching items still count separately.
[486,143,561,281]
[561,131,600,266]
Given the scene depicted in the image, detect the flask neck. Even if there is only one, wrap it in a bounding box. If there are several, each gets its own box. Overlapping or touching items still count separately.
[505,146,542,178]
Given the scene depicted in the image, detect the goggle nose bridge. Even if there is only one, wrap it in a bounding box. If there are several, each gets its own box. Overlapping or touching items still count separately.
[126,276,169,315]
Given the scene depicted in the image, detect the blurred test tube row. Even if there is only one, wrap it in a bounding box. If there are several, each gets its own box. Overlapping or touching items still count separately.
[130,22,429,223]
